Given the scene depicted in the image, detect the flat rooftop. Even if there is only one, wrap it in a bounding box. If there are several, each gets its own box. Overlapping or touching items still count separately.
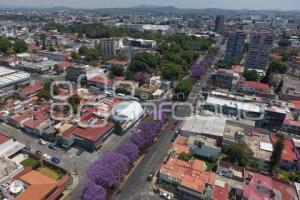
[206,96,263,113]
[180,115,226,137]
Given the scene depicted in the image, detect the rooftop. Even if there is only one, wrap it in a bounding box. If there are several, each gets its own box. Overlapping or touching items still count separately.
[206,96,262,113]
[160,158,216,193]
[271,136,298,162]
[0,132,10,144]
[241,81,271,92]
[180,115,226,137]
[15,170,58,200]
[243,171,298,200]
[19,80,44,96]
[62,120,114,142]
[244,131,272,161]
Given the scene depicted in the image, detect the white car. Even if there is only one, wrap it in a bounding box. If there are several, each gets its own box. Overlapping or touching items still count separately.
[159,192,171,200]
[42,154,51,160]
[38,139,48,146]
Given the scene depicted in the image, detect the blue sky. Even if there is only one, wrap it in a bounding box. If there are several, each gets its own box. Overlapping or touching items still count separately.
[1,0,300,10]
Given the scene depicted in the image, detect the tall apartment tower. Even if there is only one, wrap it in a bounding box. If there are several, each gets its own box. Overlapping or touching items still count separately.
[245,32,274,69]
[224,31,246,63]
[100,38,122,60]
[214,15,225,33]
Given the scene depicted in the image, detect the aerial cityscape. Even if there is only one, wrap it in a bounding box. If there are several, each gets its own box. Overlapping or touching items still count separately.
[0,1,299,200]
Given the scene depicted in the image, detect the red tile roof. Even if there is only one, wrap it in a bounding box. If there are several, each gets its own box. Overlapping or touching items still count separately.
[14,110,49,129]
[62,120,114,142]
[243,171,298,200]
[57,61,73,70]
[89,75,113,85]
[271,136,297,162]
[0,132,10,144]
[292,101,300,110]
[241,81,271,92]
[283,119,300,128]
[19,80,44,96]
[213,183,229,200]
[232,65,245,74]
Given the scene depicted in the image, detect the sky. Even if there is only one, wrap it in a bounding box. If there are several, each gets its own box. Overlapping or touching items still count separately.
[1,0,300,10]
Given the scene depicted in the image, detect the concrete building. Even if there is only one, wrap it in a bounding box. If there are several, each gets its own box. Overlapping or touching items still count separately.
[211,69,234,90]
[159,158,217,200]
[244,130,273,172]
[0,66,31,97]
[243,171,298,200]
[180,115,226,146]
[245,32,274,69]
[224,31,246,63]
[280,75,300,101]
[214,15,225,33]
[100,38,122,60]
[187,135,221,161]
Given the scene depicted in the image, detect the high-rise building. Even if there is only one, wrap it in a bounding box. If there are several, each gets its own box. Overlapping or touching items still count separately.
[100,38,122,60]
[245,32,274,69]
[224,31,246,63]
[214,15,225,33]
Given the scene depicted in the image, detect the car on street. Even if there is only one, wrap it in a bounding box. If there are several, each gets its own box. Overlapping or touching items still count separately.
[48,143,57,150]
[35,150,42,156]
[38,139,48,146]
[159,192,171,200]
[51,156,60,164]
[42,153,51,160]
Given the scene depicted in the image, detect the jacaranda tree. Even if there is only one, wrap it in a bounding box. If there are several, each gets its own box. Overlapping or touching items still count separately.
[82,180,106,200]
[114,142,140,164]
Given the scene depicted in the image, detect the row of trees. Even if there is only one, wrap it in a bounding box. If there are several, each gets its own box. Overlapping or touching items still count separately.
[82,110,170,200]
[126,33,212,82]
[0,37,27,54]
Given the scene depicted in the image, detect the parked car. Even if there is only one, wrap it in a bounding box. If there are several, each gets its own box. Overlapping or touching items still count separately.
[48,143,57,150]
[38,139,48,146]
[159,192,171,200]
[42,154,51,160]
[35,150,42,156]
[51,157,60,164]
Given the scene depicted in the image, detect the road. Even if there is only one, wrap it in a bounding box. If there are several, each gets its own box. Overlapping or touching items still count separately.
[115,36,225,200]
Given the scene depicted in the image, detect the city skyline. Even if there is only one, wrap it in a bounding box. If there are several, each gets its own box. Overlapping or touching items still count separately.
[1,0,300,10]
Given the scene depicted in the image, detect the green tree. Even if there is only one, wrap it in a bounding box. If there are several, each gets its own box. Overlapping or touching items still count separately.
[275,78,283,94]
[227,143,254,166]
[109,66,124,78]
[244,69,260,81]
[162,63,183,80]
[278,39,290,47]
[269,61,288,74]
[0,37,11,53]
[270,134,284,174]
[175,78,195,101]
[178,152,192,161]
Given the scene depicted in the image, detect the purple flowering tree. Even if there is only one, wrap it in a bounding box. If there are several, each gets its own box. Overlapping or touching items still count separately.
[82,180,106,200]
[114,142,139,164]
[191,65,204,78]
[130,131,147,150]
[87,152,130,190]
[134,72,146,84]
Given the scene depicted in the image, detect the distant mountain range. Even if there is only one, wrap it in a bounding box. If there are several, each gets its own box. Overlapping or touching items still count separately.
[0,4,299,15]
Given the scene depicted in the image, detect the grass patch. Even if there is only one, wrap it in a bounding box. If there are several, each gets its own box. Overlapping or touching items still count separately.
[277,168,300,182]
[20,157,39,168]
[37,167,64,180]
